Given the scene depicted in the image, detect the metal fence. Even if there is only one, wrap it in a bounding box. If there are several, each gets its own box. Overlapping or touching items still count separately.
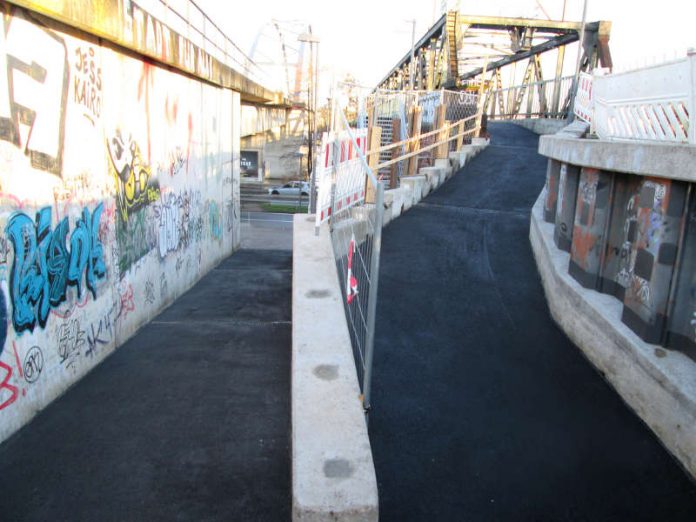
[313,87,482,413]
[363,89,480,184]
[314,101,384,413]
[144,0,272,87]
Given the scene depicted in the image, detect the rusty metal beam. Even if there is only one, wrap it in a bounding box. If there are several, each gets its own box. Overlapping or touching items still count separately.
[453,32,578,83]
[457,14,584,33]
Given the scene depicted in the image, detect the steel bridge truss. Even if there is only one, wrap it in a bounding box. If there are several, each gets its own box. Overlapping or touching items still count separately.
[377,12,612,119]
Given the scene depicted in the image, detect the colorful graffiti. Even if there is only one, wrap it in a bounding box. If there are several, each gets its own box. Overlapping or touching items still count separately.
[108,130,160,222]
[6,204,106,333]
[0,4,238,447]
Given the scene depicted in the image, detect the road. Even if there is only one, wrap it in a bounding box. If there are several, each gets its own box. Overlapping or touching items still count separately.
[369,122,696,521]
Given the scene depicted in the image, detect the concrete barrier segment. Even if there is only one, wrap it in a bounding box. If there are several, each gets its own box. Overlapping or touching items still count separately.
[401,175,427,205]
[434,159,453,180]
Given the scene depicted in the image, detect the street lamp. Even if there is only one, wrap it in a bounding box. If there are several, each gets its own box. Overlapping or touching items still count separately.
[298,32,320,213]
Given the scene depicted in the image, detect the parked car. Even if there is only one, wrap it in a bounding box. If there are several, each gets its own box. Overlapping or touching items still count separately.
[268,181,310,196]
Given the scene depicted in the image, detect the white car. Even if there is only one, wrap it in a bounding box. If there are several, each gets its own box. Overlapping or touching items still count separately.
[268,181,310,196]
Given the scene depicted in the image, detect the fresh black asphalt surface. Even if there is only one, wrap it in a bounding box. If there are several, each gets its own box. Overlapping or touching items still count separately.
[369,123,696,521]
[0,249,291,521]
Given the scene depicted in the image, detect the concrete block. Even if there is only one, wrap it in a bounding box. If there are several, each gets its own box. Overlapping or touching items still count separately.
[400,185,414,211]
[401,175,426,205]
[419,167,443,192]
[385,187,405,220]
[381,207,392,227]
[529,194,696,480]
[292,215,379,521]
[449,151,463,169]
[434,159,453,180]
[382,190,394,218]
[459,144,477,162]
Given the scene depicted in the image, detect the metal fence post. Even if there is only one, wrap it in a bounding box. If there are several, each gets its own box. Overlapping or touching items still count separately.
[362,181,384,414]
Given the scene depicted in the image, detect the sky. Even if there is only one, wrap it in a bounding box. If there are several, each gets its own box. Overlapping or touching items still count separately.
[196,0,696,96]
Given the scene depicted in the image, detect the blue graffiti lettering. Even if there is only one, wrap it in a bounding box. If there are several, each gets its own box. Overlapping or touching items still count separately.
[7,204,106,333]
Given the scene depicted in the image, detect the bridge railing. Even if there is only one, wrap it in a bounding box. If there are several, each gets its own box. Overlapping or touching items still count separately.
[139,0,272,88]
[485,76,575,120]
[577,52,695,144]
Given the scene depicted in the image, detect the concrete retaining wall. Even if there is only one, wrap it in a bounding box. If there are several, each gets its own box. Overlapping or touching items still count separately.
[530,194,696,477]
[0,7,240,443]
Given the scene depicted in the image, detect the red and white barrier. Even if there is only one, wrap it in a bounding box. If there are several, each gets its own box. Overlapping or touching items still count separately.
[315,128,369,227]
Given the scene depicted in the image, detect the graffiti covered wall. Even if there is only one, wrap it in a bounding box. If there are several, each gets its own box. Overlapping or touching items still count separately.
[0,8,240,442]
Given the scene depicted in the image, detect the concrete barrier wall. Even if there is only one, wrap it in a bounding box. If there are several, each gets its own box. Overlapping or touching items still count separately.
[539,133,696,356]
[292,215,378,521]
[535,131,696,477]
[0,7,240,443]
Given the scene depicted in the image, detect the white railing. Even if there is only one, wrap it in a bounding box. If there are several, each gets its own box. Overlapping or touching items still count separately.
[581,50,696,144]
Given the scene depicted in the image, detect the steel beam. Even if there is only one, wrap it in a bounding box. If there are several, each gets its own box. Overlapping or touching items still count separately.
[454,32,578,82]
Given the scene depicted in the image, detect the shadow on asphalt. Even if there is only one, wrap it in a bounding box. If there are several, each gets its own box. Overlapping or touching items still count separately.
[0,249,292,521]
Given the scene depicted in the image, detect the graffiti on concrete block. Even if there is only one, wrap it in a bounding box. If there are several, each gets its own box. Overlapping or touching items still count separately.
[115,206,155,276]
[57,319,85,369]
[108,130,160,222]
[73,46,102,123]
[0,13,69,176]
[23,345,43,384]
[155,192,182,258]
[85,311,113,359]
[0,360,18,411]
[144,280,155,305]
[208,200,222,240]
[116,281,135,320]
[159,273,168,300]
[7,204,106,333]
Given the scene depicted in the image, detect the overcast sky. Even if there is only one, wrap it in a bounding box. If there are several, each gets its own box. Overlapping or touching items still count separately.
[197,0,696,93]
